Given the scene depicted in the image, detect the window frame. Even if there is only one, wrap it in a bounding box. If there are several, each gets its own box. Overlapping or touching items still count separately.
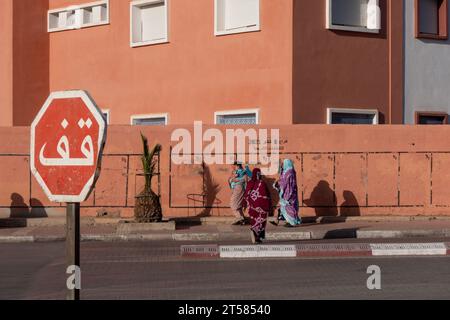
[325,0,381,34]
[130,113,169,126]
[415,0,448,40]
[214,108,260,125]
[130,0,169,48]
[327,108,379,125]
[214,0,261,36]
[415,111,448,124]
[48,0,110,33]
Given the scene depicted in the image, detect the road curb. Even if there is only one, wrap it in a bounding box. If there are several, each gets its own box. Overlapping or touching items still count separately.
[0,230,449,244]
[0,236,35,243]
[181,243,450,259]
[0,231,312,243]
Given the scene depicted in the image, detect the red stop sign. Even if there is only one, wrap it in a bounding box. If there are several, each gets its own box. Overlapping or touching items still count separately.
[31,91,107,203]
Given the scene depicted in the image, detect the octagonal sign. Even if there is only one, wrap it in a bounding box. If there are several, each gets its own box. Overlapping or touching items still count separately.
[30,91,107,203]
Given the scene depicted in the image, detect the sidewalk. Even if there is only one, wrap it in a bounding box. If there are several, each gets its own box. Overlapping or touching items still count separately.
[1,216,450,243]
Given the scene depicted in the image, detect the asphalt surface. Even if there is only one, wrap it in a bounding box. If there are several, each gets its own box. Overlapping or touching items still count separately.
[0,241,449,300]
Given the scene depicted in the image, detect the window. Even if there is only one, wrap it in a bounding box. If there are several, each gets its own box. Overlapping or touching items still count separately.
[415,112,448,124]
[327,108,379,125]
[326,0,381,33]
[215,109,259,125]
[415,0,448,39]
[48,0,109,32]
[215,0,260,36]
[131,114,168,126]
[130,0,169,47]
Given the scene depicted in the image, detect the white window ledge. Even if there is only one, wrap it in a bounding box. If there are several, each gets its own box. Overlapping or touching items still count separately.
[131,113,169,126]
[326,24,380,34]
[215,0,260,37]
[327,107,379,125]
[48,0,109,33]
[130,0,169,48]
[214,108,260,125]
[325,0,381,34]
[214,26,260,37]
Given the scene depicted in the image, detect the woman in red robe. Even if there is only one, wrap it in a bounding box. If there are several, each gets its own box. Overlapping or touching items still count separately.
[244,168,272,244]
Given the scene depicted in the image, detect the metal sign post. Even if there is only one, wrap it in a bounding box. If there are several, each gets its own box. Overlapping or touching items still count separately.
[66,203,80,300]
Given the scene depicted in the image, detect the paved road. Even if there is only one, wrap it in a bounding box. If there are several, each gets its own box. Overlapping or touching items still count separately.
[0,241,449,300]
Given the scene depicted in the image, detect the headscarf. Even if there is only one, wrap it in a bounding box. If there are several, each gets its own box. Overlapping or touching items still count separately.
[244,168,271,212]
[283,159,295,174]
[246,168,262,191]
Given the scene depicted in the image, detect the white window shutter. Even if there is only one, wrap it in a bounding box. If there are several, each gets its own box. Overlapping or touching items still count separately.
[359,0,368,27]
[58,11,68,28]
[224,0,259,31]
[65,7,82,29]
[141,3,166,42]
[367,0,381,30]
[93,6,102,24]
[74,9,83,29]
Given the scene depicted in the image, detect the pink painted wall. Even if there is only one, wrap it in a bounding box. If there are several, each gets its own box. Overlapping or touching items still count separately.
[2,125,450,218]
[0,0,49,127]
[0,0,13,127]
[12,0,50,126]
[45,0,293,126]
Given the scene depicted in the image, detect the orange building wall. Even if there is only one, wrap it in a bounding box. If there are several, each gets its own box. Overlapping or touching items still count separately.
[0,0,13,127]
[46,0,294,126]
[292,0,404,124]
[12,0,50,126]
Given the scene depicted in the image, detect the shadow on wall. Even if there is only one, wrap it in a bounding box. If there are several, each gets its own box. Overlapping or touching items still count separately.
[9,193,48,218]
[340,190,361,217]
[303,181,360,218]
[188,164,222,218]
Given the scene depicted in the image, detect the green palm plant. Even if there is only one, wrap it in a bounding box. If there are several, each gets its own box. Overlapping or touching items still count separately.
[134,133,163,223]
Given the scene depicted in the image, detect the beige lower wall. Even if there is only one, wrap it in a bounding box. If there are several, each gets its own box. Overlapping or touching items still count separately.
[2,125,450,218]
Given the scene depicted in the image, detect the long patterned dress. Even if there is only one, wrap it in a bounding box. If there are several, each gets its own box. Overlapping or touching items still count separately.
[244,168,271,241]
[278,159,302,226]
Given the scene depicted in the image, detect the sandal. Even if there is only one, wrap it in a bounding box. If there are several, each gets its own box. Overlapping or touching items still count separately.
[284,223,294,228]
[251,230,263,244]
[250,231,256,244]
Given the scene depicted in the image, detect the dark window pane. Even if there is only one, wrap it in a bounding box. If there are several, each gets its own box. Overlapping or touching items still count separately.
[133,117,166,126]
[332,0,366,28]
[419,0,439,35]
[217,113,257,125]
[331,112,375,125]
[418,115,446,125]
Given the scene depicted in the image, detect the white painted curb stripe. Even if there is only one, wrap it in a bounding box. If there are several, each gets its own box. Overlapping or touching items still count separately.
[220,245,297,258]
[185,243,450,259]
[0,236,35,243]
[370,243,447,256]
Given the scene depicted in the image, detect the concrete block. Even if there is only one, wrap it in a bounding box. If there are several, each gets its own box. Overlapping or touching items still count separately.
[367,153,398,206]
[117,221,176,234]
[0,156,30,207]
[302,154,336,216]
[335,153,367,211]
[431,153,450,206]
[399,153,431,206]
[95,156,128,207]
